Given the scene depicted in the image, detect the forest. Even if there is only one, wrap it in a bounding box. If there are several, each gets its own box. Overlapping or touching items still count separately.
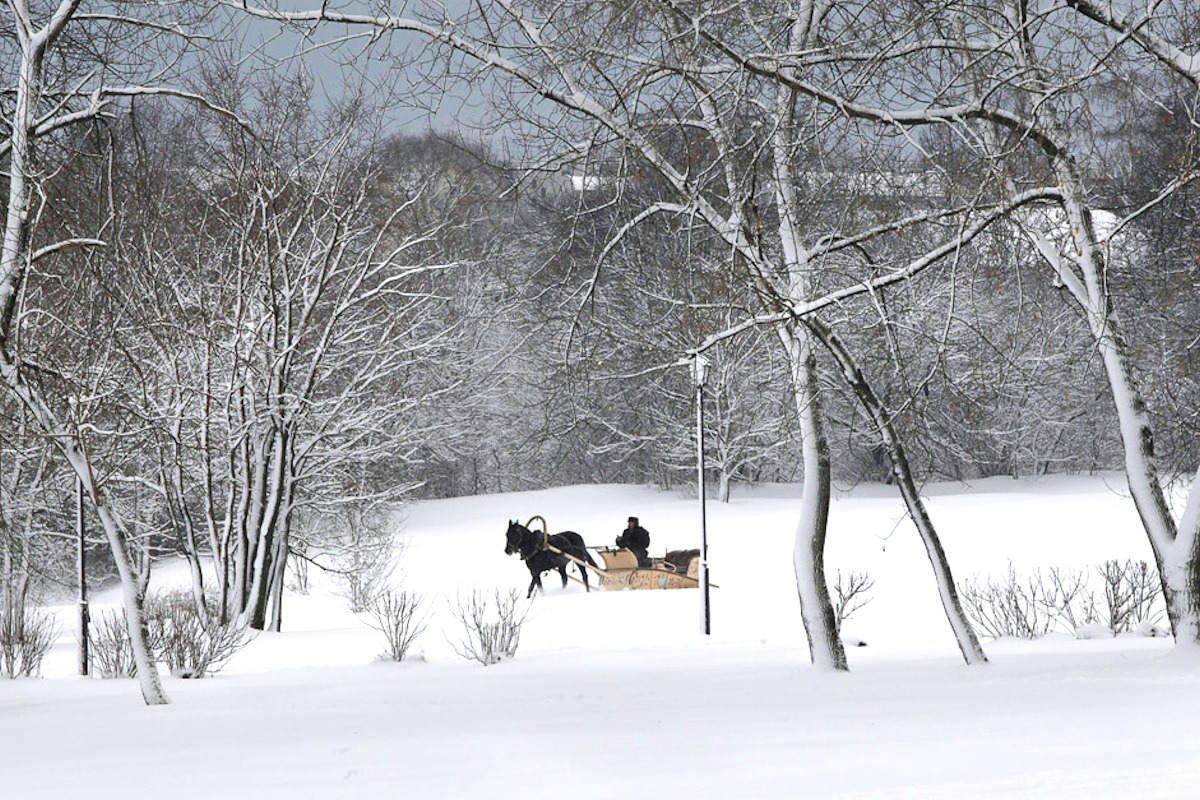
[1,0,1199,704]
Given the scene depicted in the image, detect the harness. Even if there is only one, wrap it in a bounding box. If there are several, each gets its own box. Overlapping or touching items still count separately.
[525,515,551,558]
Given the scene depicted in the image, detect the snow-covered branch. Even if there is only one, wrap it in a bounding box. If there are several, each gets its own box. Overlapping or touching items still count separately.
[1062,0,1200,86]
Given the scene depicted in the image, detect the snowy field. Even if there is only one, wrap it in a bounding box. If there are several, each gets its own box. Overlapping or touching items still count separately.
[6,474,1200,798]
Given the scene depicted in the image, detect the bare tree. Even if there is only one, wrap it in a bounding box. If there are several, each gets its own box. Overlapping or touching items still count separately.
[0,0,222,705]
[111,79,486,631]
[974,0,1200,648]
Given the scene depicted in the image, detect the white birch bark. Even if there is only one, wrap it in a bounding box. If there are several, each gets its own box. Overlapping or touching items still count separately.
[778,325,846,670]
[768,18,846,670]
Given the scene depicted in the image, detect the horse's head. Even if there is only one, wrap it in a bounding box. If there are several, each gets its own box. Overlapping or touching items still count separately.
[504,520,527,556]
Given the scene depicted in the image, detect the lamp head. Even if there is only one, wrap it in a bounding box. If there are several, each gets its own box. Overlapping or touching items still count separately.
[692,353,709,387]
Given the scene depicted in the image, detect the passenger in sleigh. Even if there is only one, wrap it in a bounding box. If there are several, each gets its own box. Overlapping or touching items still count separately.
[615,516,651,568]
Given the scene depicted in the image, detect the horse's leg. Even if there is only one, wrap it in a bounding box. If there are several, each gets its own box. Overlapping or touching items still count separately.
[527,569,539,599]
[558,564,568,588]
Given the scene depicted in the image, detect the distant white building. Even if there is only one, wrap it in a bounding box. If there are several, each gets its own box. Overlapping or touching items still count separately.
[571,173,605,192]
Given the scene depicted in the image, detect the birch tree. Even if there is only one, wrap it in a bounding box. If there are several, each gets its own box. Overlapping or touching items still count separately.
[894,0,1200,648]
[1001,0,1200,648]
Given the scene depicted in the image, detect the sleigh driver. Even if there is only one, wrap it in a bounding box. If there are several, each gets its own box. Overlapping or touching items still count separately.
[615,516,651,567]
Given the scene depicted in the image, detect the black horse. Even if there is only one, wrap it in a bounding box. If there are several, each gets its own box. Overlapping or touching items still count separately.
[504,520,598,598]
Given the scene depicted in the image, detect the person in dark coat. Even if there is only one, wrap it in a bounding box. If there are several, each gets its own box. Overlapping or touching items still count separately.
[615,516,651,567]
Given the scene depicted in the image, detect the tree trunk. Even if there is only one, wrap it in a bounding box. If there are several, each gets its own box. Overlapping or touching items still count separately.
[780,326,847,671]
[0,373,170,704]
[93,500,169,704]
[808,319,987,665]
[241,425,288,630]
[1089,307,1198,646]
[762,23,845,670]
[266,531,289,632]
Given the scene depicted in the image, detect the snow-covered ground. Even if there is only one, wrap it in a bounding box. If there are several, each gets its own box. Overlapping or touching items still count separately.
[7,474,1200,798]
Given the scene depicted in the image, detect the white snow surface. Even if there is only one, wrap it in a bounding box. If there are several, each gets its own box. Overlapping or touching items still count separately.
[7,474,1200,798]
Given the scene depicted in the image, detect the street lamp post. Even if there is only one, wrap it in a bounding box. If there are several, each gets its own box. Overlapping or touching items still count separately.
[77,478,89,676]
[692,353,711,635]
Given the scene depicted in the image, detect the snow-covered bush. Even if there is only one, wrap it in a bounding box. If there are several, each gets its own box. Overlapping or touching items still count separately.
[1136,620,1171,638]
[1074,623,1114,640]
[363,589,428,662]
[0,606,58,678]
[449,590,529,665]
[90,590,252,679]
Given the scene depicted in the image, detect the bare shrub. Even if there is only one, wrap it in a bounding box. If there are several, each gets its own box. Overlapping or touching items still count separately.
[363,589,428,662]
[833,570,875,626]
[1035,567,1100,633]
[958,561,1166,639]
[147,589,253,678]
[326,505,398,613]
[90,609,137,678]
[1097,560,1163,633]
[0,606,59,678]
[90,590,253,679]
[957,564,1054,639]
[449,589,530,665]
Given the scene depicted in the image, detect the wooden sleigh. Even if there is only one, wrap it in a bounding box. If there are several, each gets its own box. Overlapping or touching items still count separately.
[594,547,701,590]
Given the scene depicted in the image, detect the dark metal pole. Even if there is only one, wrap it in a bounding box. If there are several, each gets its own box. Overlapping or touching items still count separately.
[77,478,89,676]
[694,354,711,635]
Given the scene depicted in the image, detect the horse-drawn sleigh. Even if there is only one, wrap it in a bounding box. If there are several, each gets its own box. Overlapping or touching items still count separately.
[504,516,701,598]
